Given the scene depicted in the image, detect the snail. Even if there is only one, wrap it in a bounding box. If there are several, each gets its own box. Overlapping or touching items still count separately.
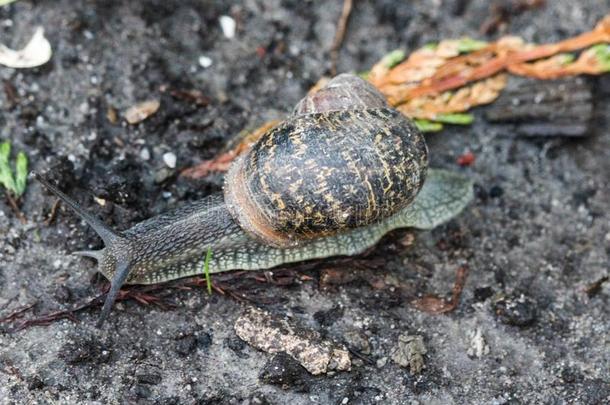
[33,74,473,326]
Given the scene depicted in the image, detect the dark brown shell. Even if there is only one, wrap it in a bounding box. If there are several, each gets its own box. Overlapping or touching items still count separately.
[224,75,428,247]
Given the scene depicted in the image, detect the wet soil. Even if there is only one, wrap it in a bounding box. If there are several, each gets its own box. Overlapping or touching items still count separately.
[0,1,609,403]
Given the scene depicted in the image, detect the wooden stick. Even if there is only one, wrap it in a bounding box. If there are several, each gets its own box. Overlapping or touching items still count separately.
[329,0,354,76]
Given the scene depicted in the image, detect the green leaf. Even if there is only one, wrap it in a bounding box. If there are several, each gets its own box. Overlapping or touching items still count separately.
[0,141,9,161]
[457,37,488,53]
[591,44,610,72]
[381,49,406,68]
[202,247,213,295]
[15,151,28,197]
[422,42,438,51]
[558,53,576,65]
[0,0,18,7]
[414,119,443,132]
[0,141,17,194]
[434,113,474,125]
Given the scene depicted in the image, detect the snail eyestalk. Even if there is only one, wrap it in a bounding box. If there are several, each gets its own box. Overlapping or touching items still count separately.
[97,259,131,327]
[32,171,133,326]
[31,172,121,245]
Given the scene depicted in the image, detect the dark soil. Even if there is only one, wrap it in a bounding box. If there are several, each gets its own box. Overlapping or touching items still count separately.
[1,0,609,403]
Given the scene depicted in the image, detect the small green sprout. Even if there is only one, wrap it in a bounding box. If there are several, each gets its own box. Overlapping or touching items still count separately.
[414,119,443,133]
[591,44,610,72]
[0,141,28,198]
[381,49,406,68]
[558,53,576,65]
[0,0,19,7]
[202,247,213,295]
[456,37,488,53]
[434,113,475,125]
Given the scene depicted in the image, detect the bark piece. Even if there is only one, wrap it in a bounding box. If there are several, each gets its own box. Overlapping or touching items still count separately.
[485,77,593,137]
[234,307,351,375]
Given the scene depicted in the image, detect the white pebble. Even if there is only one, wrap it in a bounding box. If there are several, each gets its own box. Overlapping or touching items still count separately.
[198,55,213,68]
[163,152,177,169]
[140,148,150,161]
[219,15,236,38]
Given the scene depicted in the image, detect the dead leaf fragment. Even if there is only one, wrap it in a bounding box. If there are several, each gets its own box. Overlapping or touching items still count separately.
[0,27,52,68]
[412,266,469,314]
[234,307,351,375]
[124,100,160,124]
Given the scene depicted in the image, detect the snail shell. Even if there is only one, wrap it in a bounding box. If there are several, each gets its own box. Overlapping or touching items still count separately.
[224,74,428,247]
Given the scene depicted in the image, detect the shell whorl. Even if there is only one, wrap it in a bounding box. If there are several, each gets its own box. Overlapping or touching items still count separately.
[293,74,388,114]
[224,74,428,247]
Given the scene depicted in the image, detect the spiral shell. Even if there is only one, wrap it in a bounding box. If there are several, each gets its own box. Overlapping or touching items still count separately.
[224,74,428,247]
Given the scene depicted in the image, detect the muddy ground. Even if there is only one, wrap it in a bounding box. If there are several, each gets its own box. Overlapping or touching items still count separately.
[0,0,609,404]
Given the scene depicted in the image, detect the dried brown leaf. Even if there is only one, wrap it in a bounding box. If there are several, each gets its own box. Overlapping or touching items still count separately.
[124,100,160,124]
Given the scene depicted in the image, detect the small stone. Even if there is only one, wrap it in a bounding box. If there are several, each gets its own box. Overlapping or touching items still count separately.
[494,294,537,327]
[198,55,213,68]
[258,352,311,392]
[225,335,248,359]
[197,332,213,349]
[133,384,151,399]
[27,376,45,390]
[124,100,160,124]
[473,286,494,302]
[53,285,72,303]
[390,334,427,374]
[175,332,212,357]
[313,305,344,327]
[219,16,236,38]
[136,372,162,385]
[139,148,150,161]
[163,152,177,169]
[467,328,490,358]
[489,185,504,198]
[343,330,371,354]
[154,168,173,184]
[59,339,112,365]
[175,335,197,357]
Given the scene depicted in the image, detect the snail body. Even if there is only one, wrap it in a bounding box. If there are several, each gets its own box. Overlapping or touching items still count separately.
[35,74,472,326]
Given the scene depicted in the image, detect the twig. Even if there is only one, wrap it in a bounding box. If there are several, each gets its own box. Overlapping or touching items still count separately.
[584,275,609,298]
[411,265,469,314]
[44,198,61,226]
[329,0,354,76]
[5,192,26,224]
[0,303,36,323]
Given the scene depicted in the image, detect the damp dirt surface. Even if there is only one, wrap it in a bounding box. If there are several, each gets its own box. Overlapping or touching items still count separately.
[1,1,609,404]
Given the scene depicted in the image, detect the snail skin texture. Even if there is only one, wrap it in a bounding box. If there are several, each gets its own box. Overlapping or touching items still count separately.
[34,74,473,326]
